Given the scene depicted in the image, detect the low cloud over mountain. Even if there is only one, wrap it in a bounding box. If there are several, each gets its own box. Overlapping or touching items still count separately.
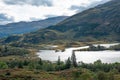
[0,0,110,24]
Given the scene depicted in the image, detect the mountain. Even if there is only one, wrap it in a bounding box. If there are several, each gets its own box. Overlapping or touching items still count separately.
[1,0,120,45]
[48,0,120,38]
[0,16,68,38]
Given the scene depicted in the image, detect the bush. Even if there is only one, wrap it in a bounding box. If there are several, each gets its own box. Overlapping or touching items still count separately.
[0,61,8,69]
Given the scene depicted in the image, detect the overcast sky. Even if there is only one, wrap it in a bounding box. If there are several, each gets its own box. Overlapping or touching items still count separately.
[0,0,110,24]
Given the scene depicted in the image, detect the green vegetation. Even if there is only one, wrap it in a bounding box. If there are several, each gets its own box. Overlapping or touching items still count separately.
[88,45,106,51]
[71,52,78,67]
[0,45,29,57]
[0,52,120,80]
[74,44,120,51]
[0,61,8,69]
[0,57,120,80]
[110,44,120,51]
[75,45,107,51]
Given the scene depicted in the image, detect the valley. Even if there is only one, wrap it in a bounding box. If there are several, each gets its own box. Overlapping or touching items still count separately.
[0,0,120,80]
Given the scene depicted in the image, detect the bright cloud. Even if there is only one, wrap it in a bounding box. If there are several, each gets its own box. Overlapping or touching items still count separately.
[0,0,110,24]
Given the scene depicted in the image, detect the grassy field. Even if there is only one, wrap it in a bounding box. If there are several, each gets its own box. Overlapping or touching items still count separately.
[1,68,120,80]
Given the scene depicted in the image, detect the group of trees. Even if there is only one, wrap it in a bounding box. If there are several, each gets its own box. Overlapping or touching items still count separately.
[0,52,120,80]
[110,44,120,51]
[0,58,120,80]
[1,52,120,73]
[57,52,78,70]
[74,45,107,51]
[0,45,29,56]
[88,45,106,51]
[0,52,78,71]
[80,60,120,72]
[75,44,120,51]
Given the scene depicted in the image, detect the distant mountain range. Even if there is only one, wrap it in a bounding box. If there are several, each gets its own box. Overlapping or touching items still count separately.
[1,0,120,45]
[0,16,68,38]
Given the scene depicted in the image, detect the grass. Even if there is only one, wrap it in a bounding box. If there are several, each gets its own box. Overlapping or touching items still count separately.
[0,69,66,80]
[0,49,39,62]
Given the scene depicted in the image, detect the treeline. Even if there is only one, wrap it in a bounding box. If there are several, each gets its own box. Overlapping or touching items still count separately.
[0,53,120,80]
[0,45,29,57]
[0,53,120,73]
[0,59,120,80]
[74,45,106,51]
[74,44,120,51]
[109,44,120,51]
[80,60,120,72]
[0,53,77,71]
[88,45,106,51]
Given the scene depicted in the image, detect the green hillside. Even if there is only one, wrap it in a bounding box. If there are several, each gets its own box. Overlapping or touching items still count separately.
[48,0,120,41]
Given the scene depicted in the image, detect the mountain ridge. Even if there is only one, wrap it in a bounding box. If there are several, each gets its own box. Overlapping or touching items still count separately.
[1,0,120,45]
[0,16,68,38]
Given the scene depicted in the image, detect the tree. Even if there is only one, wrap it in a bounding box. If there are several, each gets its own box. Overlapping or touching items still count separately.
[28,62,36,70]
[65,57,71,69]
[56,56,61,71]
[38,58,43,65]
[94,60,102,65]
[71,51,77,67]
[23,60,29,66]
[18,61,23,68]
[57,56,61,65]
[89,45,96,51]
[4,45,8,52]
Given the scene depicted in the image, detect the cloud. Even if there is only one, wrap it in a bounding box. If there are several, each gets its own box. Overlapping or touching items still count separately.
[70,0,111,12]
[3,0,53,6]
[70,6,86,12]
[0,13,14,25]
[0,0,111,24]
[45,15,58,18]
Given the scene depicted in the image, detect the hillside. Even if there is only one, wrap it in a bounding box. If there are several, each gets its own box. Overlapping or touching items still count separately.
[1,0,120,45]
[48,0,120,40]
[0,16,68,38]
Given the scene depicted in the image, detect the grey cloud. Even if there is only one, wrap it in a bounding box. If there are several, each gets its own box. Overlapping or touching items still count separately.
[30,17,41,21]
[45,15,57,18]
[70,6,86,12]
[0,13,14,25]
[70,0,111,13]
[3,0,53,6]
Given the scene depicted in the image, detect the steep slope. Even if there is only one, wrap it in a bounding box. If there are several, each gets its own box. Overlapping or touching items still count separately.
[49,0,120,36]
[0,16,68,38]
[48,0,120,41]
[1,0,120,45]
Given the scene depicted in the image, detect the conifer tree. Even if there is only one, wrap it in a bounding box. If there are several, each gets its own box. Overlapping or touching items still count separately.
[65,57,71,69]
[57,56,61,65]
[71,51,77,67]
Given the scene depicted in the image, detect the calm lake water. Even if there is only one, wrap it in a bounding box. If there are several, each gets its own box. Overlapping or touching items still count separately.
[37,43,120,63]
